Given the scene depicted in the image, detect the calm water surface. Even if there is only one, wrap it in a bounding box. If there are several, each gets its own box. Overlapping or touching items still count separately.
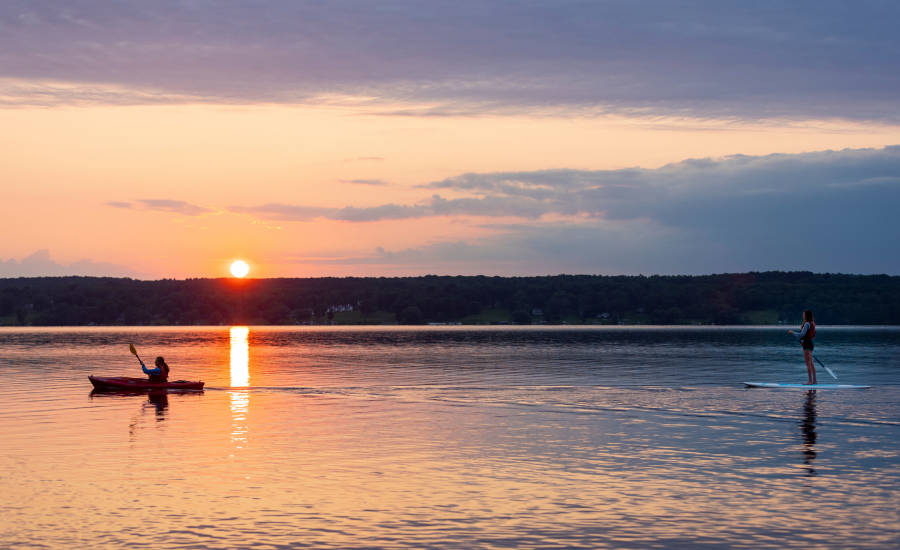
[1,326,899,549]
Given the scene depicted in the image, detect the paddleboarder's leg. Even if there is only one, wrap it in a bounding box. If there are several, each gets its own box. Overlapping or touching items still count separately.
[803,349,816,384]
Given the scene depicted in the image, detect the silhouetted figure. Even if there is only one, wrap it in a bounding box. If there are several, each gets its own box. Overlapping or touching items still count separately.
[147,390,169,421]
[788,310,817,384]
[141,356,170,382]
[799,390,817,476]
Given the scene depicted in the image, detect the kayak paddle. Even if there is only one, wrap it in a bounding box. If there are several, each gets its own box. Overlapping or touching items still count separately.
[129,343,143,366]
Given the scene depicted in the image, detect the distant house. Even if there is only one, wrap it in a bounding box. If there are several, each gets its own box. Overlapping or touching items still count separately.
[532,308,543,316]
[636,307,645,313]
[597,312,610,318]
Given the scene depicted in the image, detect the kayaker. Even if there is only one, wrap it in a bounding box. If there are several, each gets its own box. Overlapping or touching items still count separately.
[141,356,170,382]
[788,310,816,385]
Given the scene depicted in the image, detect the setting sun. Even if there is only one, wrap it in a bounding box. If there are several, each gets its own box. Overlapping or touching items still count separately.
[230,260,249,278]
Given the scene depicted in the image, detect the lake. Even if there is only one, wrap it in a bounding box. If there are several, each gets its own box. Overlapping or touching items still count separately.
[1,326,899,549]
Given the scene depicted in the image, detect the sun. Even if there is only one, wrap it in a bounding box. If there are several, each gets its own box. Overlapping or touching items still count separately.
[230,260,250,278]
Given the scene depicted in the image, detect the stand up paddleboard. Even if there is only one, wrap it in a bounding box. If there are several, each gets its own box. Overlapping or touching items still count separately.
[744,382,870,389]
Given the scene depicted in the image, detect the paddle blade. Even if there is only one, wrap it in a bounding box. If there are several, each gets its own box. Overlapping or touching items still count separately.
[129,343,137,356]
[814,356,838,380]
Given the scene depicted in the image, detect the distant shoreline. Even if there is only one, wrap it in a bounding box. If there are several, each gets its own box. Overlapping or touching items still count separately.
[2,324,899,330]
[3,272,899,327]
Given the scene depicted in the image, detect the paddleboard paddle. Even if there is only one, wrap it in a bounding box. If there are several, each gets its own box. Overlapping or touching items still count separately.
[814,355,838,381]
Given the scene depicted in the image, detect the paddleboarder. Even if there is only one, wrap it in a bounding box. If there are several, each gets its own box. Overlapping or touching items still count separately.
[788,310,816,385]
[141,356,170,382]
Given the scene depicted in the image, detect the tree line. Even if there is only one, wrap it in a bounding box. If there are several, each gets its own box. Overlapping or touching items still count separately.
[1,271,899,326]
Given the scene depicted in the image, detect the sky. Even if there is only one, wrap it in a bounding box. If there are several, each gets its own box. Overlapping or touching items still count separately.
[2,0,899,279]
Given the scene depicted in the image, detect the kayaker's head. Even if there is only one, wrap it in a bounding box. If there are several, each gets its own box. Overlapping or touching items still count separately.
[802,310,814,325]
[155,356,169,372]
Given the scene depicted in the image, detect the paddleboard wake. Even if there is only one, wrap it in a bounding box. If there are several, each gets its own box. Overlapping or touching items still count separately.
[744,382,870,389]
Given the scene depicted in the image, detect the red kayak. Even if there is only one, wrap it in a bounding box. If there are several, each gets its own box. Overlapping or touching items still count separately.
[89,376,205,391]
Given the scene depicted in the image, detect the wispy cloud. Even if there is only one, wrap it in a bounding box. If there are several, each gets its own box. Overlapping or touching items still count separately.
[339,179,389,186]
[0,249,148,278]
[1,2,898,122]
[228,203,432,223]
[138,200,215,216]
[106,199,215,216]
[228,193,558,222]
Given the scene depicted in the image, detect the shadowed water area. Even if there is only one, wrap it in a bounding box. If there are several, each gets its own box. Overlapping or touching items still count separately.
[1,326,899,549]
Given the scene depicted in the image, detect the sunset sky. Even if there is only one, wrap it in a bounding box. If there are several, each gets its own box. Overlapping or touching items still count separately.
[2,1,899,279]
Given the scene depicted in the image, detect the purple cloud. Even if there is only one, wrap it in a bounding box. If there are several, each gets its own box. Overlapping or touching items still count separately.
[105,199,214,216]
[0,249,148,278]
[339,179,389,186]
[137,200,214,216]
[0,2,898,121]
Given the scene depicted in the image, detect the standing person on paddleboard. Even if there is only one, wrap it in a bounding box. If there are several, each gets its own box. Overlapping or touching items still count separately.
[141,356,170,382]
[788,310,816,385]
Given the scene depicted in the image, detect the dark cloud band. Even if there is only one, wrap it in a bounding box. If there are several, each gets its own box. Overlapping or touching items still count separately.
[2,1,899,121]
[229,146,900,224]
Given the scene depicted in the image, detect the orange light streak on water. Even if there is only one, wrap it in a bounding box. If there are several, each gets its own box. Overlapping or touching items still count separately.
[230,326,249,387]
[230,391,249,451]
[229,327,251,461]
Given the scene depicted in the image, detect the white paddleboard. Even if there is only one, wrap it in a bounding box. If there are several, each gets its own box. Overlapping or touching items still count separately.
[744,382,870,389]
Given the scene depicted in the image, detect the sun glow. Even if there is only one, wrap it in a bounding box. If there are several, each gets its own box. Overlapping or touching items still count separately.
[231,260,249,278]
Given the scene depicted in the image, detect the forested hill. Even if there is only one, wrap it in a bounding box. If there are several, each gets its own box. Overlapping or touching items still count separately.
[1,272,899,326]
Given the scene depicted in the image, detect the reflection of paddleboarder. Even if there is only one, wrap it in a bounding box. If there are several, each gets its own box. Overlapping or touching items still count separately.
[788,310,816,385]
[799,390,817,476]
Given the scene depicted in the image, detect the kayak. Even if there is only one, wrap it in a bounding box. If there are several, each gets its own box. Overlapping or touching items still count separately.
[89,376,205,391]
[744,382,870,389]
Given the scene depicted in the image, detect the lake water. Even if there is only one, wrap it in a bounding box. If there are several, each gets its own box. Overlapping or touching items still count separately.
[2,326,899,549]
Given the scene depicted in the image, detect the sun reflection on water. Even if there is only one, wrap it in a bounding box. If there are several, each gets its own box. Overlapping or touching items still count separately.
[230,326,249,387]
[230,327,251,453]
[230,391,249,449]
